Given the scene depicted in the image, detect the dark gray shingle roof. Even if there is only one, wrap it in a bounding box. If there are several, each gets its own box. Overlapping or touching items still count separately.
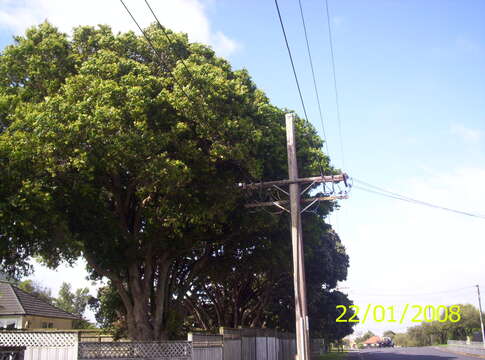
[0,282,24,315]
[0,281,79,320]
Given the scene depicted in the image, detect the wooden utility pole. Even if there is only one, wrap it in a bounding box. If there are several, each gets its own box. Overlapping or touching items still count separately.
[477,285,485,348]
[239,113,350,360]
[286,113,311,360]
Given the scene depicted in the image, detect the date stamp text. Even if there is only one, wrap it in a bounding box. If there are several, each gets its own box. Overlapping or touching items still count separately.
[335,304,461,324]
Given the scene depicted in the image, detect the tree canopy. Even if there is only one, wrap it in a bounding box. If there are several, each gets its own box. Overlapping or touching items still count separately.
[355,331,375,344]
[0,22,352,340]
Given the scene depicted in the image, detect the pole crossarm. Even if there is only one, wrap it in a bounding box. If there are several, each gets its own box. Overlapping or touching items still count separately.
[238,173,348,190]
[245,195,348,209]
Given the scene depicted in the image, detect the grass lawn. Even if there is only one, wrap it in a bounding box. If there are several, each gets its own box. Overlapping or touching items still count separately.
[316,351,349,359]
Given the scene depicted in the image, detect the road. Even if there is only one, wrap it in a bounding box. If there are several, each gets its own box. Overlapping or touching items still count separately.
[347,347,483,360]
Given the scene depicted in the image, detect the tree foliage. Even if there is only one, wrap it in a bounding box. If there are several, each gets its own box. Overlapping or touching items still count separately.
[390,304,483,347]
[383,330,395,339]
[308,289,357,343]
[355,331,375,344]
[55,282,93,329]
[89,281,129,339]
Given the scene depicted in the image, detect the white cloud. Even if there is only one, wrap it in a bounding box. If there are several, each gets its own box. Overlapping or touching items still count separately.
[0,0,240,57]
[451,123,482,143]
[211,31,241,58]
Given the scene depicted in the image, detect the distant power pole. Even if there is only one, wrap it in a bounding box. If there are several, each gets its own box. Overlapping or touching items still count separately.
[477,285,485,348]
[240,113,349,360]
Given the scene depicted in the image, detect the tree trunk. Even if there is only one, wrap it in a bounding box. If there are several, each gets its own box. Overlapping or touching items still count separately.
[85,250,172,340]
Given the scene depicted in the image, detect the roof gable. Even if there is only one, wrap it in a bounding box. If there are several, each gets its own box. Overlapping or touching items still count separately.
[0,281,79,320]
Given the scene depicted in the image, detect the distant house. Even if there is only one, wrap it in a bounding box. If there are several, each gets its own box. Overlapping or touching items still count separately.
[0,281,79,330]
[363,336,382,347]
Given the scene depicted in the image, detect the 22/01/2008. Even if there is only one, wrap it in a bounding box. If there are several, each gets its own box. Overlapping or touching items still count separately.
[335,304,461,324]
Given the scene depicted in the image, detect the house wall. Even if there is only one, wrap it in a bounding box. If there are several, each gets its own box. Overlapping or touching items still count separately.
[21,315,74,330]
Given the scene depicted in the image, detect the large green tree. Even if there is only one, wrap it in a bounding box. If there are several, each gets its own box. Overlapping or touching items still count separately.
[55,282,93,329]
[180,219,350,331]
[91,222,354,339]
[0,23,331,340]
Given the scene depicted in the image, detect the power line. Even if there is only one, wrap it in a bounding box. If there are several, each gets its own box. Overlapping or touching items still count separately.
[354,185,485,220]
[143,0,218,123]
[274,0,331,177]
[273,0,309,123]
[324,0,345,168]
[354,178,429,203]
[121,0,241,166]
[143,0,201,91]
[297,0,330,159]
[352,178,485,220]
[118,0,199,111]
[339,285,476,297]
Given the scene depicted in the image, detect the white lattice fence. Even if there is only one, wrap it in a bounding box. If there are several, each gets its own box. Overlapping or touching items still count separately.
[0,331,78,360]
[78,341,192,360]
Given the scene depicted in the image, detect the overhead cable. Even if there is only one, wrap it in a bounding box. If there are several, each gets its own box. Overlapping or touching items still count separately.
[353,178,485,220]
[339,285,476,297]
[324,0,345,168]
[274,0,310,123]
[297,0,330,158]
[119,0,200,110]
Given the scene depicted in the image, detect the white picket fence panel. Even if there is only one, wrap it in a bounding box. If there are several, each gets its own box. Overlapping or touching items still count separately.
[24,346,77,360]
[0,331,78,360]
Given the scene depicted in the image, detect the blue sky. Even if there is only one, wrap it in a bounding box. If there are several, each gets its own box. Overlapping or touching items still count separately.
[1,0,484,335]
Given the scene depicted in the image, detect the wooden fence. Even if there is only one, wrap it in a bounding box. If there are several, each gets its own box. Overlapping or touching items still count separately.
[210,327,325,360]
[0,329,324,360]
[188,333,223,360]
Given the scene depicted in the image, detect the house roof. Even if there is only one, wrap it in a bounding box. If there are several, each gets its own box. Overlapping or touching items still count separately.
[0,281,79,320]
[363,336,382,344]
